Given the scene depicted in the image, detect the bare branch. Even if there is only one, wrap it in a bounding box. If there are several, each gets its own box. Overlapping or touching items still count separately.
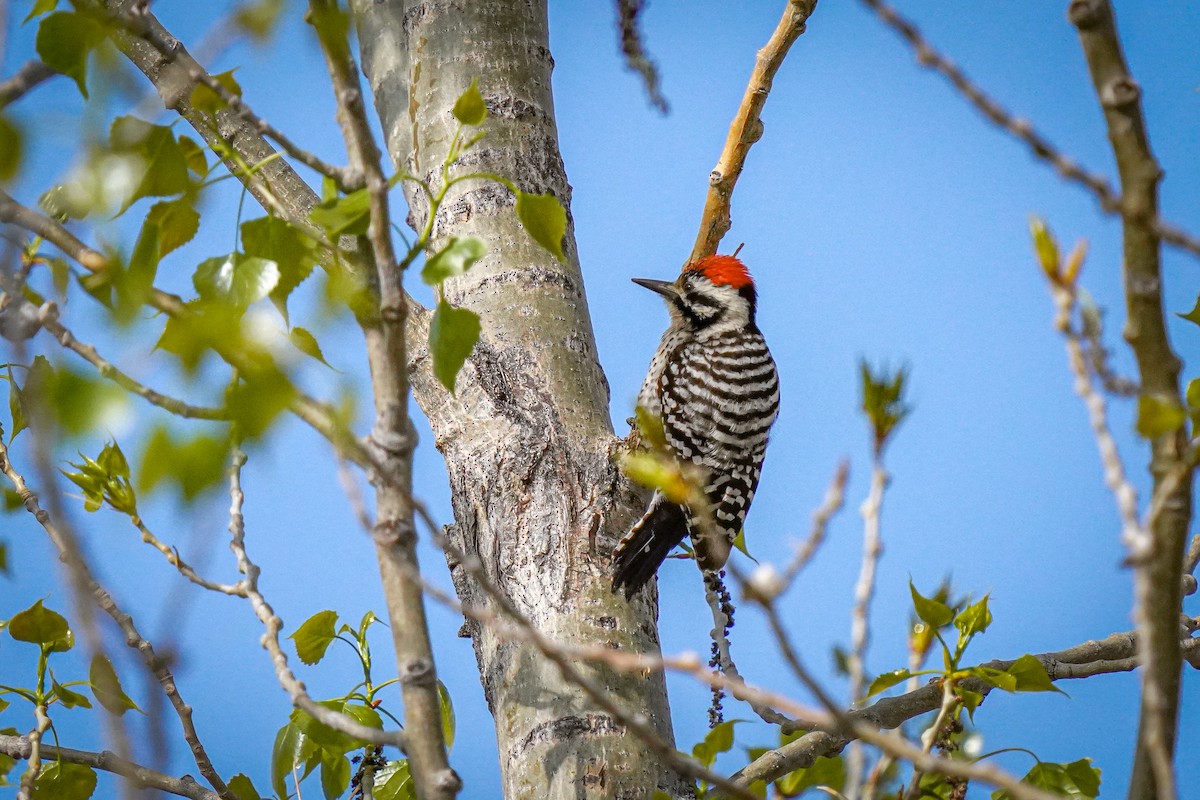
[0,734,220,800]
[616,0,668,113]
[306,2,456,795]
[0,189,108,272]
[690,0,817,262]
[846,459,888,798]
[0,60,57,108]
[858,0,1200,261]
[1069,4,1194,798]
[224,444,406,750]
[37,302,230,421]
[781,459,849,588]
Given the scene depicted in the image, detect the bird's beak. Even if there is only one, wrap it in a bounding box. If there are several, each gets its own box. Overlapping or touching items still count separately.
[632,277,679,299]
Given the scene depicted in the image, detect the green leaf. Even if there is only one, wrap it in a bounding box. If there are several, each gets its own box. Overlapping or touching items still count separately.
[968,665,1017,693]
[271,720,307,798]
[776,754,844,797]
[1177,294,1200,327]
[439,681,456,750]
[290,610,339,666]
[110,116,192,209]
[89,654,141,716]
[452,79,487,126]
[309,189,370,237]
[957,686,984,721]
[429,300,481,394]
[31,761,97,800]
[374,760,414,800]
[341,702,383,731]
[991,757,1100,800]
[320,753,351,800]
[1187,378,1200,433]
[115,218,160,322]
[138,428,229,501]
[0,115,22,182]
[177,135,209,175]
[146,198,201,257]
[190,69,243,116]
[289,701,372,755]
[8,599,70,647]
[421,236,487,286]
[226,367,296,439]
[1136,393,1186,438]
[290,327,335,369]
[51,674,92,709]
[35,12,106,98]
[25,0,58,22]
[7,366,27,443]
[910,580,953,628]
[515,191,567,263]
[953,594,992,639]
[861,361,910,454]
[194,252,280,310]
[228,773,263,800]
[1005,653,1065,694]
[866,668,913,698]
[691,719,740,768]
[241,216,317,322]
[1029,216,1059,279]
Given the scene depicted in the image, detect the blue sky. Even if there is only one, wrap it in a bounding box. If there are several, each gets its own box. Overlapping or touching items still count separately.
[2,0,1198,797]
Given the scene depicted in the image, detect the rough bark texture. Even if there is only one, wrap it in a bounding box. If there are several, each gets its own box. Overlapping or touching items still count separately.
[353,1,690,797]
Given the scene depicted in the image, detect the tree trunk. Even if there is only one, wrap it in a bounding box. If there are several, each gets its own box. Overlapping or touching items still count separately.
[352,1,690,797]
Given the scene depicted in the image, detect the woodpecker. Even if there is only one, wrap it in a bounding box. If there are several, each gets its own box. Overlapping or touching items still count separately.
[612,254,779,598]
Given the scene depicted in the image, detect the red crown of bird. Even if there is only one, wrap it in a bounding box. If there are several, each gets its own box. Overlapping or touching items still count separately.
[684,254,753,289]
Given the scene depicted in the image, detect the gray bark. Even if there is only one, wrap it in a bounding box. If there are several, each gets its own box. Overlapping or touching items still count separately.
[352,1,690,797]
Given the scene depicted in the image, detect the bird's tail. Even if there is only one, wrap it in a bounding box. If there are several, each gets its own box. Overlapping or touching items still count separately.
[612,494,689,598]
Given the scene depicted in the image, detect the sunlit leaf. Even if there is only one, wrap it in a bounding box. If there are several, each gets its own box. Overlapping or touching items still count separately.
[866,668,912,698]
[290,610,339,666]
[374,760,414,800]
[290,327,335,369]
[320,752,351,800]
[177,135,209,175]
[35,12,106,98]
[146,198,201,257]
[691,718,740,768]
[1177,293,1200,327]
[421,236,486,286]
[115,218,160,322]
[89,654,141,716]
[51,673,92,709]
[7,367,27,443]
[228,773,263,800]
[776,753,844,797]
[439,681,456,750]
[909,580,952,629]
[138,427,229,502]
[429,300,481,394]
[25,0,59,22]
[515,191,566,263]
[953,594,992,639]
[309,189,370,237]
[1029,216,1059,280]
[110,116,192,209]
[452,79,487,126]
[241,216,318,323]
[8,599,70,647]
[194,252,280,310]
[271,720,306,799]
[226,367,295,438]
[1005,653,1065,694]
[31,761,96,800]
[991,757,1100,800]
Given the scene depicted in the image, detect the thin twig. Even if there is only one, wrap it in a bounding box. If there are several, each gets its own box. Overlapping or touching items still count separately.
[1070,5,1194,798]
[846,459,887,798]
[690,0,817,262]
[0,60,57,108]
[307,1,456,795]
[858,0,1200,261]
[781,459,849,588]
[616,0,668,113]
[224,444,405,750]
[37,302,229,420]
[0,734,220,800]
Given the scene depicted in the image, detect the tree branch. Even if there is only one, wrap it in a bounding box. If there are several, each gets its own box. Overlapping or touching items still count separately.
[1069,4,1194,799]
[0,60,57,109]
[690,0,817,262]
[859,0,1200,261]
[0,734,220,800]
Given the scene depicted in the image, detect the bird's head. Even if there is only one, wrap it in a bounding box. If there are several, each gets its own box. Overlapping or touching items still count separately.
[633,254,758,333]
